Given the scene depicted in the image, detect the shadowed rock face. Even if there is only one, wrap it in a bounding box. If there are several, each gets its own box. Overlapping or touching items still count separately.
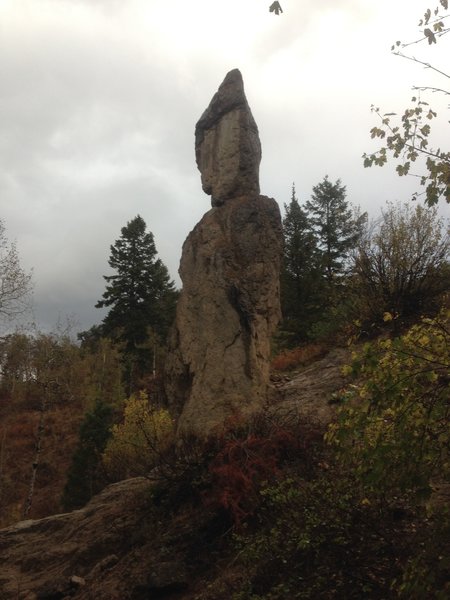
[165,70,283,437]
[195,68,261,207]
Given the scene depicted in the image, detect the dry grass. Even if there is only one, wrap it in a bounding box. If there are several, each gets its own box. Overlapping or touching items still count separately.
[0,402,84,527]
[271,343,327,372]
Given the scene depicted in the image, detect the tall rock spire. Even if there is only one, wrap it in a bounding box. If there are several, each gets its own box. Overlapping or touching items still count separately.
[165,70,283,437]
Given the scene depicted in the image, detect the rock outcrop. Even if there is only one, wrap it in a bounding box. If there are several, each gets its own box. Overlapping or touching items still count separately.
[0,478,153,599]
[270,347,352,425]
[165,69,283,437]
[0,476,206,599]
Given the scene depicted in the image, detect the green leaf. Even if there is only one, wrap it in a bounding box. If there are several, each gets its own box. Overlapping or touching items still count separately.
[424,28,437,44]
[396,162,410,176]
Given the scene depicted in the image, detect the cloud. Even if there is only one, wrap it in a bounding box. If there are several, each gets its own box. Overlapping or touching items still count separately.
[0,0,448,333]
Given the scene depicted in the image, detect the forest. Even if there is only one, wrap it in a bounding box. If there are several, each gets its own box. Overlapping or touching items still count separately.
[0,2,449,598]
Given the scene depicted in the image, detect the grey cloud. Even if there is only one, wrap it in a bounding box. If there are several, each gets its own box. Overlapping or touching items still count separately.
[1,0,448,334]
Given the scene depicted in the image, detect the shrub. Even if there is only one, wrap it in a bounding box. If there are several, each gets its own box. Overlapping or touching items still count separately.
[396,510,450,599]
[232,469,406,599]
[145,412,323,529]
[327,308,450,502]
[102,391,174,480]
[271,343,326,372]
[324,308,450,597]
[205,429,296,526]
[352,202,450,324]
[201,414,324,528]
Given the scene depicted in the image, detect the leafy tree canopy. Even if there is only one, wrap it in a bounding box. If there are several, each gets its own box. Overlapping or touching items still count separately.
[269,1,283,15]
[353,202,450,323]
[0,219,32,325]
[102,391,173,481]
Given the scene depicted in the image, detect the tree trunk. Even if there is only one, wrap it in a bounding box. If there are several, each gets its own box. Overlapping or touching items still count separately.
[22,397,47,519]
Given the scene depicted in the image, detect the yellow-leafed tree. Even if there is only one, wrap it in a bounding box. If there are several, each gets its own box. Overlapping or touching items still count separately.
[102,391,174,480]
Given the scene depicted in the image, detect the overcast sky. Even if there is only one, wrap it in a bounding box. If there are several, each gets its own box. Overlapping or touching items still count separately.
[0,0,448,334]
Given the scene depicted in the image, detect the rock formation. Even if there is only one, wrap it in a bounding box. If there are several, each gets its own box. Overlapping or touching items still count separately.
[165,69,283,436]
[0,477,193,599]
[195,68,261,206]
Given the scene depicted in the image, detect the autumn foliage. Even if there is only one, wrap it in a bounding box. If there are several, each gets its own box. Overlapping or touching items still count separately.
[201,418,322,527]
[271,343,326,372]
[102,391,174,480]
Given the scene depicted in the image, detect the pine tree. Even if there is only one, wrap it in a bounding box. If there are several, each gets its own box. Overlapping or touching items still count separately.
[281,184,321,342]
[62,399,113,510]
[96,216,178,386]
[305,176,366,286]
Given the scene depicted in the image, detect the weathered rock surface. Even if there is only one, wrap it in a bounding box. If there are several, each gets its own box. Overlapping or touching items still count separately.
[165,69,283,437]
[0,477,145,599]
[269,347,351,425]
[0,477,192,600]
[195,68,261,207]
[165,195,282,436]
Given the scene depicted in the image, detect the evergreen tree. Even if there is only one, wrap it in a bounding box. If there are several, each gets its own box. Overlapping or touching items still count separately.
[96,215,178,386]
[62,399,113,510]
[281,184,321,342]
[305,176,366,286]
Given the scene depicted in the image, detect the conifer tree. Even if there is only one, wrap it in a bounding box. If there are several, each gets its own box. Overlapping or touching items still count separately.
[305,176,366,286]
[62,399,113,510]
[96,215,177,386]
[281,184,321,342]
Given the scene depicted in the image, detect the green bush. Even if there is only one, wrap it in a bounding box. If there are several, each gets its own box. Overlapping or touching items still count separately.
[232,469,404,599]
[327,308,450,502]
[324,308,450,597]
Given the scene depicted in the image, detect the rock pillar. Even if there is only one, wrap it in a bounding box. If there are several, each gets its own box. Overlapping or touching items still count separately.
[165,69,283,437]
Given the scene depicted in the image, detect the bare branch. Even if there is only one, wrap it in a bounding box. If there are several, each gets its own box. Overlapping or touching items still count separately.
[393,51,450,80]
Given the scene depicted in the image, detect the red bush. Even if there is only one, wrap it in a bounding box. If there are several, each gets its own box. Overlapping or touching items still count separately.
[204,427,298,527]
[271,344,326,372]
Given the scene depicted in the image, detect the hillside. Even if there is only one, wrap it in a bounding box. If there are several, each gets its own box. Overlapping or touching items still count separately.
[0,346,351,599]
[3,334,448,599]
[0,399,85,527]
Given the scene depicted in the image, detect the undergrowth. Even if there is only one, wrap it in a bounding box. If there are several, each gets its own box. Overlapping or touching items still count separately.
[270,343,326,372]
[149,413,324,529]
[149,312,450,598]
